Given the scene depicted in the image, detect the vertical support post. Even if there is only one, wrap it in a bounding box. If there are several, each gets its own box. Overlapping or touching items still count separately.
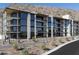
[72,20,73,36]
[3,11,7,40]
[50,16,53,38]
[71,19,74,40]
[67,20,71,37]
[46,17,48,38]
[63,20,65,36]
[27,13,31,40]
[8,14,11,38]
[34,14,36,39]
[43,17,46,37]
[17,12,19,39]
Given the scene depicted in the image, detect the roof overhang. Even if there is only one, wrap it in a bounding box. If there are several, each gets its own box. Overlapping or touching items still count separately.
[4,8,48,17]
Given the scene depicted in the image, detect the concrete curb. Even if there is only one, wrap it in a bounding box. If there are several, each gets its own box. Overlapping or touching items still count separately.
[42,37,79,55]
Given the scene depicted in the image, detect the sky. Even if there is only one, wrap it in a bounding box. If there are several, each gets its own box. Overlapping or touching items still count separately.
[0,3,79,11]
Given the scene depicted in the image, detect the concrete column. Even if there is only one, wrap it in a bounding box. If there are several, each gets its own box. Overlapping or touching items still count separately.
[8,14,11,39]
[17,13,19,39]
[67,20,71,37]
[27,13,31,39]
[50,16,53,38]
[46,17,48,38]
[62,15,70,37]
[63,20,65,36]
[34,14,36,39]
[72,20,73,36]
[43,17,46,37]
[3,11,7,39]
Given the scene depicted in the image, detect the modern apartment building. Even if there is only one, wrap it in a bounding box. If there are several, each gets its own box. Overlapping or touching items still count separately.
[0,4,79,39]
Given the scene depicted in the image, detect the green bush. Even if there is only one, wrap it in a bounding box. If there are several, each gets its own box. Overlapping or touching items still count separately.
[11,41,19,50]
[11,40,25,51]
[21,49,29,55]
[13,43,18,50]
[42,45,50,51]
[32,36,37,42]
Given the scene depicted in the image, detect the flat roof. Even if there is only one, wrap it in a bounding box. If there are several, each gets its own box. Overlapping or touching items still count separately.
[4,3,79,21]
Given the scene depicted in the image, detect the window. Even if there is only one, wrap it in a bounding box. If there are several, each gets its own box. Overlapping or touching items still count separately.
[11,26,17,32]
[31,21,34,27]
[11,19,17,25]
[48,23,51,27]
[19,12,27,32]
[20,26,27,32]
[20,12,27,25]
[36,22,44,26]
[20,20,27,25]
[48,17,51,23]
[11,33,17,38]
[11,12,17,17]
[31,27,34,32]
[31,14,35,21]
[37,28,43,32]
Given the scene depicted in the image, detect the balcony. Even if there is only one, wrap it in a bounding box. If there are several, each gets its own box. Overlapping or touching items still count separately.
[7,17,20,20]
[7,25,20,27]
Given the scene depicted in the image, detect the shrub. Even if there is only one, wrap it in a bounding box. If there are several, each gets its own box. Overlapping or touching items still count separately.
[32,37,37,42]
[42,45,50,51]
[11,40,24,51]
[11,41,19,50]
[21,49,29,55]
[0,52,7,55]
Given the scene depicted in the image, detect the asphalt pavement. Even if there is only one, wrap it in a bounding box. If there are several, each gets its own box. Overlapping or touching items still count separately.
[49,40,79,55]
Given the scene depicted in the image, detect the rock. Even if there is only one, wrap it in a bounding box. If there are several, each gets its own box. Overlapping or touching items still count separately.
[27,47,44,55]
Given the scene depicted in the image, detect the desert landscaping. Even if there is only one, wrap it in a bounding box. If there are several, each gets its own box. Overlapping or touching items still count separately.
[0,37,74,55]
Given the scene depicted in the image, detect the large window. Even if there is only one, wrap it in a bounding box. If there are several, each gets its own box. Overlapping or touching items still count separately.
[19,12,27,32]
[10,12,28,39]
[36,16,46,37]
[11,33,17,39]
[53,17,63,36]
[11,19,17,25]
[20,26,27,32]
[73,21,79,36]
[19,12,27,39]
[36,22,43,27]
[11,12,17,17]
[11,12,17,25]
[20,12,27,26]
[11,26,17,32]
[10,13,17,32]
